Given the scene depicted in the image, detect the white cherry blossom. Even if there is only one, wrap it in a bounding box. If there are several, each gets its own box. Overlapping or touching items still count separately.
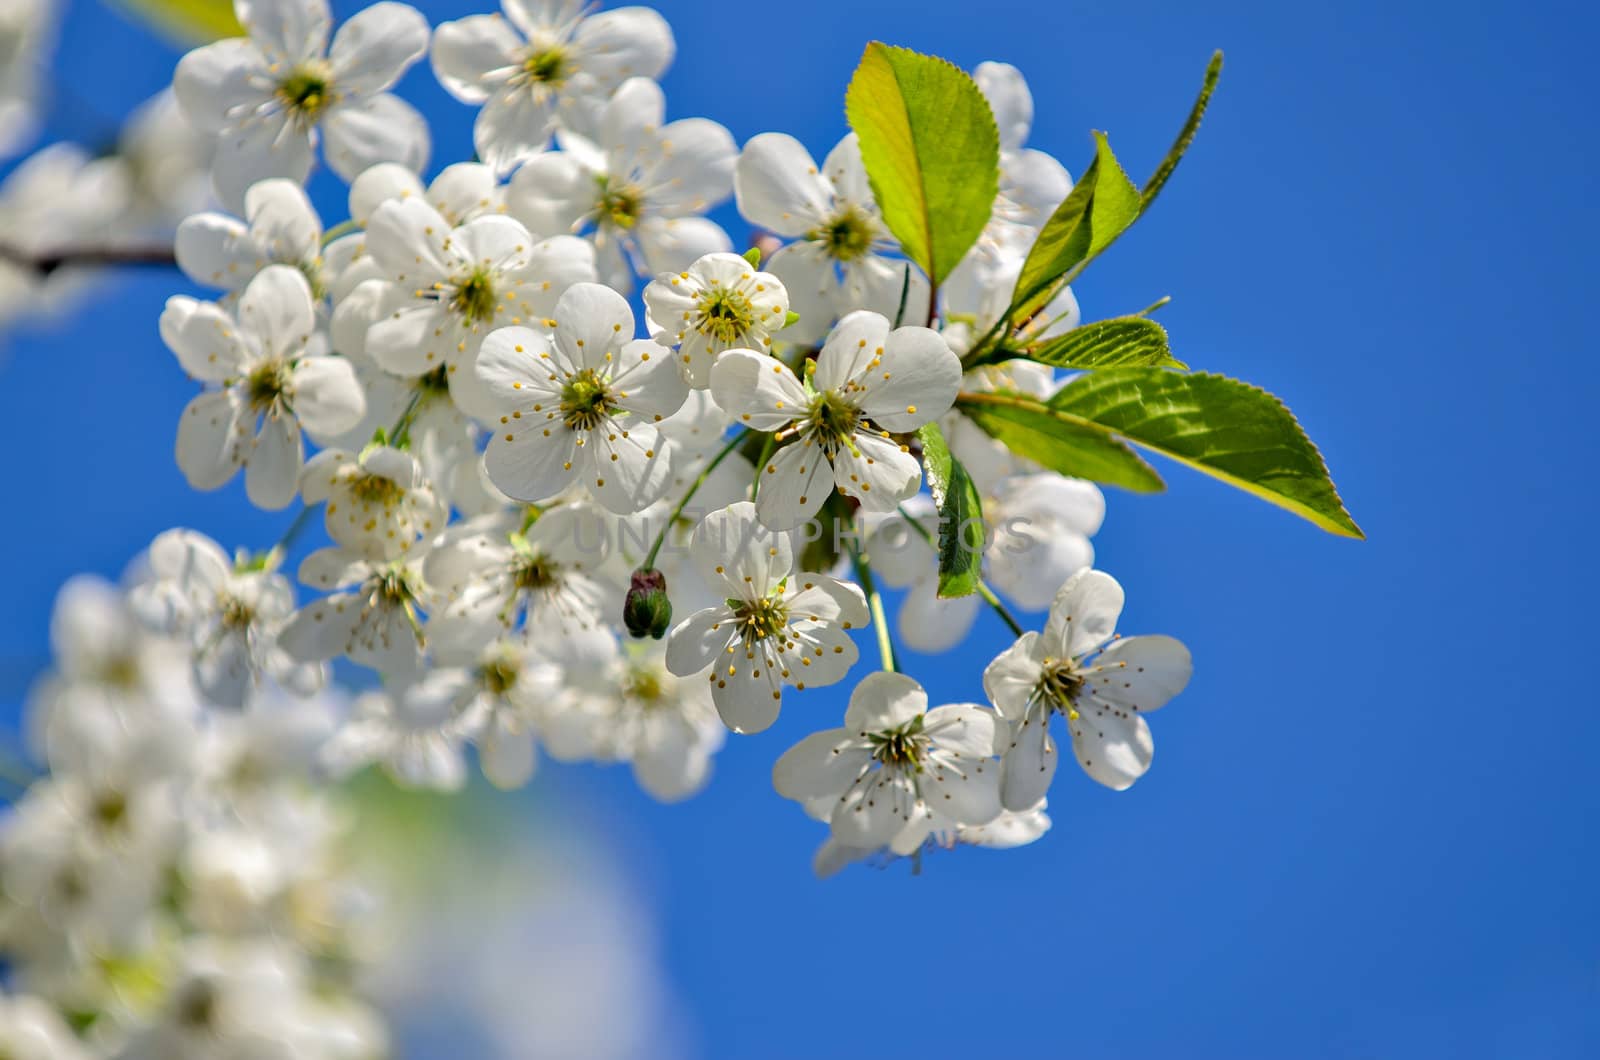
[477,282,687,513]
[340,196,595,421]
[423,503,618,661]
[176,178,325,299]
[711,310,960,528]
[161,265,366,509]
[984,568,1193,805]
[298,443,446,559]
[664,502,866,734]
[278,546,433,676]
[773,671,1005,850]
[127,528,324,708]
[431,0,673,173]
[173,0,432,209]
[734,132,930,342]
[642,250,791,387]
[507,77,735,292]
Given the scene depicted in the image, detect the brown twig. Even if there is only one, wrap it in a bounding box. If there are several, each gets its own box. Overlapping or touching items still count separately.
[0,243,178,277]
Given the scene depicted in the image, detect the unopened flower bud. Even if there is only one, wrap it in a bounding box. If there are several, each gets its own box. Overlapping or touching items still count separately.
[624,568,672,639]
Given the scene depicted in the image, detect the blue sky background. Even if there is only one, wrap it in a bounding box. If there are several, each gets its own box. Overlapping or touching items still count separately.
[3,0,1597,1056]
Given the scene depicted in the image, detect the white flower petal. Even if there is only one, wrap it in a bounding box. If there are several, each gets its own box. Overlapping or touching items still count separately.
[175,389,246,490]
[211,115,313,214]
[237,265,315,360]
[1069,707,1153,791]
[1042,568,1123,659]
[832,430,921,511]
[1000,704,1058,811]
[429,14,520,103]
[734,132,829,237]
[773,728,870,801]
[974,61,1033,152]
[1084,634,1192,714]
[982,632,1042,721]
[161,296,251,381]
[172,38,269,134]
[688,501,792,599]
[708,348,806,431]
[290,356,366,437]
[245,412,302,510]
[853,324,961,432]
[754,439,833,531]
[237,0,331,64]
[175,214,266,290]
[327,1,429,95]
[844,671,927,733]
[322,92,430,183]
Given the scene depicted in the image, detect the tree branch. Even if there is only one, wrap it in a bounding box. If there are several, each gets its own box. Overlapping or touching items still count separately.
[0,243,178,277]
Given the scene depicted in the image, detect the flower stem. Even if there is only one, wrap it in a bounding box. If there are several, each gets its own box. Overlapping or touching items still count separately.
[849,538,897,673]
[321,219,360,246]
[642,431,746,569]
[894,505,1026,638]
[748,433,777,498]
[388,387,426,444]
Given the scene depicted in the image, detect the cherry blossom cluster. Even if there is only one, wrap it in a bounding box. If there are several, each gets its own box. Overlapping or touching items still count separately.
[2,0,1206,1049]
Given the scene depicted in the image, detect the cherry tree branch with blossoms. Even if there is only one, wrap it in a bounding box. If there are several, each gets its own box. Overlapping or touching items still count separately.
[0,0,1362,1053]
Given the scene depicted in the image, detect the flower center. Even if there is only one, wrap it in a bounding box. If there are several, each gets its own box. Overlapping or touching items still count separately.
[560,368,616,431]
[244,358,290,413]
[868,715,928,769]
[277,65,332,124]
[482,654,520,696]
[693,285,755,344]
[90,789,128,829]
[450,267,499,326]
[1034,659,1085,720]
[809,205,875,262]
[219,593,255,630]
[522,45,570,86]
[595,176,644,230]
[623,664,665,707]
[349,473,405,507]
[511,552,558,591]
[731,595,789,644]
[805,390,863,456]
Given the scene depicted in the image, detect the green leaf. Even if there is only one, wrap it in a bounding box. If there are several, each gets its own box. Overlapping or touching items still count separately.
[845,43,1000,286]
[1049,369,1363,538]
[1009,132,1141,322]
[916,423,985,598]
[1009,317,1187,370]
[1140,50,1224,210]
[957,393,1166,493]
[112,0,242,43]
[1005,51,1223,326]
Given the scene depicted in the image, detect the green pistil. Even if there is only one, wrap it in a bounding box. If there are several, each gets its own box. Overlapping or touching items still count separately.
[523,46,569,85]
[623,665,665,706]
[809,205,875,262]
[482,654,520,696]
[732,595,789,644]
[1035,660,1085,720]
[245,359,290,413]
[349,473,405,507]
[868,715,927,769]
[595,176,643,230]
[451,267,499,326]
[806,390,862,455]
[694,285,755,344]
[560,368,616,431]
[512,553,558,591]
[277,66,332,123]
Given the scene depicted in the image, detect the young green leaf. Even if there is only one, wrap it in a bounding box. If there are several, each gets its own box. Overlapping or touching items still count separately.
[113,0,242,43]
[1009,132,1140,322]
[916,423,986,598]
[1141,50,1224,209]
[956,393,1166,493]
[1003,317,1187,371]
[1005,52,1223,327]
[1049,369,1363,538]
[845,43,1000,286]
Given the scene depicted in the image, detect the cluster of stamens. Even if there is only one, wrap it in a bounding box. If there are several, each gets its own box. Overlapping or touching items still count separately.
[560,368,616,431]
[732,594,789,646]
[244,358,290,414]
[447,267,500,326]
[594,176,644,230]
[692,285,755,344]
[868,716,928,770]
[803,390,864,457]
[276,65,333,127]
[1033,658,1085,721]
[808,205,875,262]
